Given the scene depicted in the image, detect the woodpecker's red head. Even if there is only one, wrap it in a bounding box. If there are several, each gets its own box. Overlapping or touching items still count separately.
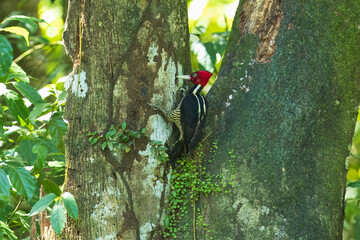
[177,71,213,88]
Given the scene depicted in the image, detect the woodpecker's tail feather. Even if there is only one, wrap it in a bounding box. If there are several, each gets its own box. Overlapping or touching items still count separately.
[168,141,184,168]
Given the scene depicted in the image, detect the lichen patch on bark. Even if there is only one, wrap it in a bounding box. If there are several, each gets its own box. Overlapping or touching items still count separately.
[153,50,183,111]
[64,71,88,98]
[140,222,156,240]
[147,42,159,69]
[90,177,123,239]
[138,114,172,198]
[239,0,283,63]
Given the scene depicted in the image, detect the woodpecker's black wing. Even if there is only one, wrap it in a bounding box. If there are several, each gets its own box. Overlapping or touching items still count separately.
[180,92,207,156]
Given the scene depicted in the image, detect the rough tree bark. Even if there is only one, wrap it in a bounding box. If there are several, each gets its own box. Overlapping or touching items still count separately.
[60,0,191,239]
[200,0,360,239]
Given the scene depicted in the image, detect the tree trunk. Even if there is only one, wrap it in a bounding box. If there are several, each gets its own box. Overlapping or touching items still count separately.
[201,0,360,239]
[60,0,191,239]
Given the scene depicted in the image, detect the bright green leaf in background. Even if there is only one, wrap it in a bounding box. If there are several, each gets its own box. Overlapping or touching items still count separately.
[42,179,62,196]
[353,114,360,156]
[48,112,67,146]
[348,180,360,188]
[0,34,13,79]
[11,211,31,236]
[7,62,30,83]
[29,193,56,216]
[29,103,51,125]
[0,15,45,34]
[0,169,10,197]
[32,141,48,172]
[12,81,44,105]
[0,221,17,240]
[0,8,71,238]
[8,167,36,200]
[62,192,78,220]
[16,138,38,165]
[4,90,29,123]
[0,26,30,46]
[51,201,66,236]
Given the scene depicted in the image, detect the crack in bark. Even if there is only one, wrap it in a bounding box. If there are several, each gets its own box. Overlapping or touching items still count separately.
[239,0,283,63]
[105,153,141,240]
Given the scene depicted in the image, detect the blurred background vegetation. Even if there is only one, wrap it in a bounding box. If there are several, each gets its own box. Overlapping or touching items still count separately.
[0,0,359,239]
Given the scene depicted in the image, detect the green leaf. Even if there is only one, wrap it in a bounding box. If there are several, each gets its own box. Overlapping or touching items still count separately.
[0,26,30,46]
[16,138,37,164]
[4,90,29,122]
[1,15,45,34]
[0,35,13,79]
[29,193,56,216]
[121,135,129,143]
[33,142,48,162]
[18,115,31,129]
[12,81,44,105]
[125,145,131,153]
[57,90,67,106]
[51,201,66,236]
[90,138,97,145]
[8,167,36,200]
[62,192,78,220]
[29,103,51,125]
[105,129,116,139]
[164,216,169,228]
[42,179,62,196]
[0,169,10,197]
[0,220,17,240]
[122,121,126,130]
[0,194,10,203]
[33,141,48,172]
[141,128,146,134]
[348,180,360,188]
[48,112,67,146]
[7,62,29,83]
[119,143,126,150]
[101,142,107,150]
[204,42,217,67]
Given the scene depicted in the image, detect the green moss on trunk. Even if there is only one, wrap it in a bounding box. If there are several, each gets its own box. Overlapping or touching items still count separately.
[204,0,360,239]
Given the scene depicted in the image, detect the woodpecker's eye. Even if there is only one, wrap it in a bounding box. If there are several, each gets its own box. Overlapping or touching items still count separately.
[191,73,197,78]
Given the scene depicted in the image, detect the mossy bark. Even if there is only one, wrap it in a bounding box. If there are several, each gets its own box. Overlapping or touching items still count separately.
[60,0,191,239]
[202,0,360,239]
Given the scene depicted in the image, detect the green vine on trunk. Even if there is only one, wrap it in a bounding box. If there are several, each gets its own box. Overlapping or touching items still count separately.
[87,124,236,240]
[162,141,236,239]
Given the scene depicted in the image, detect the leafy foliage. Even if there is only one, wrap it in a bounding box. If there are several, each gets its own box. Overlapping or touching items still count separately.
[150,140,169,163]
[344,110,360,238]
[0,35,13,78]
[190,27,230,80]
[88,122,146,153]
[0,14,77,238]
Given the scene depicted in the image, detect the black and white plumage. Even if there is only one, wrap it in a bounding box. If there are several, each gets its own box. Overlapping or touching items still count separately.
[172,71,212,156]
[179,83,207,155]
[148,71,212,158]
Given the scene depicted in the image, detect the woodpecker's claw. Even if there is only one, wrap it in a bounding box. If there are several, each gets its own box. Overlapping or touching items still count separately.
[147,102,167,116]
[147,102,159,110]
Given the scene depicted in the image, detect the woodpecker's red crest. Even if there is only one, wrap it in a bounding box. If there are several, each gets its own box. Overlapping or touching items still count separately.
[177,71,213,88]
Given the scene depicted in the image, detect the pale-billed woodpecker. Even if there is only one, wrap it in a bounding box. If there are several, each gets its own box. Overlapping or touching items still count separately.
[149,70,213,159]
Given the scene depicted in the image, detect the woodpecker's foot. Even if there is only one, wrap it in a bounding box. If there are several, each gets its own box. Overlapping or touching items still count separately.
[147,102,160,110]
[147,102,167,116]
[179,86,189,97]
